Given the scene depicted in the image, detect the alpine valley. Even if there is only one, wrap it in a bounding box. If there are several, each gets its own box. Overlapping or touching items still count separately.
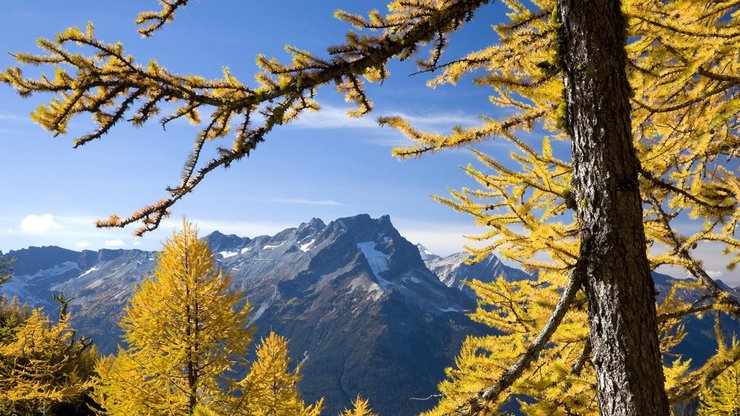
[1,214,737,415]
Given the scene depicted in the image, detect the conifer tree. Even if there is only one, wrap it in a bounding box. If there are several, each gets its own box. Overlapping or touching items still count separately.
[0,255,12,287]
[92,221,254,415]
[339,396,378,416]
[0,307,97,415]
[0,295,31,345]
[698,339,740,416]
[2,1,738,414]
[234,331,323,416]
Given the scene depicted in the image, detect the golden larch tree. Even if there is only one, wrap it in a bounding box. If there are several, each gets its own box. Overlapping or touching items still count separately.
[339,396,379,416]
[698,339,740,416]
[234,331,323,416]
[92,221,254,415]
[0,307,97,415]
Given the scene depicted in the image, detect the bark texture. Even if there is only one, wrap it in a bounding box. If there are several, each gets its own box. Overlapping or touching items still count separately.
[557,0,670,415]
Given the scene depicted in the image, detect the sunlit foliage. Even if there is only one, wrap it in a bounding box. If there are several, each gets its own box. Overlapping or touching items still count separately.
[699,340,740,415]
[235,332,323,416]
[0,302,97,415]
[92,221,254,415]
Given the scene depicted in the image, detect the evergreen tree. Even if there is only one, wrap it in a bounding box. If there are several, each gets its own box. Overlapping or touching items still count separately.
[235,332,322,416]
[1,1,738,414]
[0,254,12,287]
[92,221,254,415]
[0,295,31,345]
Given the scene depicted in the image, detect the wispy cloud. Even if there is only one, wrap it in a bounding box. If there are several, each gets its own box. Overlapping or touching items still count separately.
[268,197,343,206]
[20,214,62,235]
[74,241,90,249]
[290,106,377,129]
[289,104,481,132]
[0,113,31,122]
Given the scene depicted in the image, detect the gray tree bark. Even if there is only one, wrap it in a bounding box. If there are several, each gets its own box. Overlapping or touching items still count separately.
[558,0,670,415]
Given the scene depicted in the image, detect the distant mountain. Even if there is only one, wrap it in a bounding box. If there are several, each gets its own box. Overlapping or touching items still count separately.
[1,214,737,415]
[416,243,441,262]
[2,215,479,415]
[420,247,531,299]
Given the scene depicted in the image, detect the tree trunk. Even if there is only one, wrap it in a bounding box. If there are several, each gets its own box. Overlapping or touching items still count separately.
[557,0,670,415]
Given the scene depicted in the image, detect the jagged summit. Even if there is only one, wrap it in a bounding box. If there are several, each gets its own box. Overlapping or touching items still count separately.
[202,230,250,255]
[419,245,531,297]
[415,243,440,262]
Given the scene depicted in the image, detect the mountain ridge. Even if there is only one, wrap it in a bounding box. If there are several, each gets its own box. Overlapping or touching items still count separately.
[1,214,737,415]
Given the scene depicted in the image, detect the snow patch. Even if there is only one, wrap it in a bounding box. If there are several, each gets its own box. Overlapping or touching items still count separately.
[262,242,286,250]
[299,239,315,252]
[357,242,389,278]
[78,267,98,278]
[438,307,459,313]
[219,250,239,259]
[240,246,252,254]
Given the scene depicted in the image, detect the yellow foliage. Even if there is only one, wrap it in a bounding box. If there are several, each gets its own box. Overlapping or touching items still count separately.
[397,0,739,413]
[0,308,97,415]
[340,395,378,416]
[699,344,740,415]
[235,331,323,416]
[92,220,254,415]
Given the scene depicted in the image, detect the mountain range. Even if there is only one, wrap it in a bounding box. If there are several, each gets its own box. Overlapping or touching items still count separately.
[1,214,737,415]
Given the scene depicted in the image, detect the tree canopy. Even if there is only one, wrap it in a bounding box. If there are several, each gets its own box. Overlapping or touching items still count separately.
[0,296,97,416]
[92,221,255,415]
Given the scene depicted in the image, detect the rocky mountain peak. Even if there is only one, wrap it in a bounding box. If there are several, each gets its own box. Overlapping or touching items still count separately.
[416,244,440,262]
[203,230,251,254]
[421,247,531,297]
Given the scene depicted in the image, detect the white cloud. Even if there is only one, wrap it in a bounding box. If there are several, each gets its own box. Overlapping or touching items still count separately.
[0,113,31,122]
[289,104,480,132]
[74,241,90,249]
[291,106,377,129]
[104,239,125,247]
[132,240,143,246]
[268,197,343,206]
[20,214,62,234]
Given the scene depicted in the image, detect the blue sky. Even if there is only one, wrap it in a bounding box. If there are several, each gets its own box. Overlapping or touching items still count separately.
[0,1,737,285]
